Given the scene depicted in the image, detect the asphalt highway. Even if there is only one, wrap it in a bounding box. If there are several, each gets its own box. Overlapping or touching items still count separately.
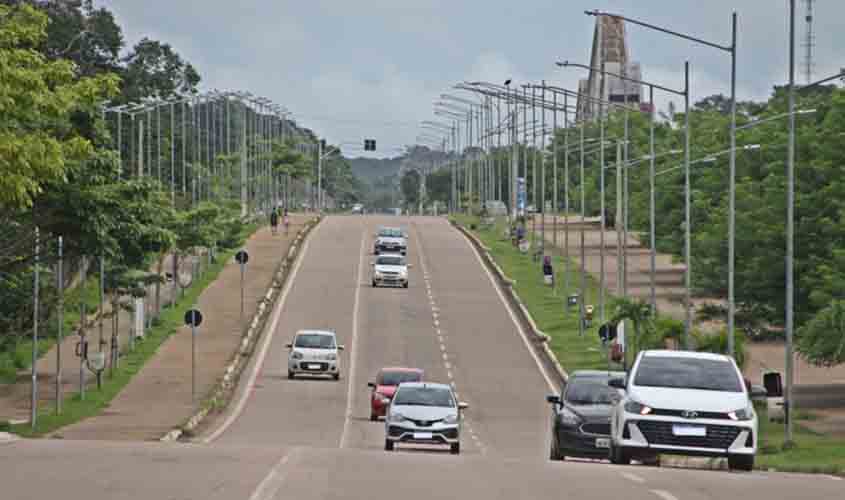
[2,216,842,500]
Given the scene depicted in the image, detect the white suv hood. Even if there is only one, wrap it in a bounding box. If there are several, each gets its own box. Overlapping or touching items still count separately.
[391,405,457,421]
[630,386,748,413]
[291,347,337,361]
[377,237,405,246]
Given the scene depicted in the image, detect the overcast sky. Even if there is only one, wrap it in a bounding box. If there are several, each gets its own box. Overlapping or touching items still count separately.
[98,1,842,159]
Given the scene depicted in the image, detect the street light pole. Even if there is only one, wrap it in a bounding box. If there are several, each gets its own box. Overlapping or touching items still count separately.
[785,0,797,446]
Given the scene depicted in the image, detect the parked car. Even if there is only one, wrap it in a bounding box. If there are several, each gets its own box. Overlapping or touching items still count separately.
[285,330,344,380]
[608,350,762,471]
[367,367,425,420]
[546,370,625,460]
[371,254,410,288]
[374,226,407,255]
[384,382,467,454]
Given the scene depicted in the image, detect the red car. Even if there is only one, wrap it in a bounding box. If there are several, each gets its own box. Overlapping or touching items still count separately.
[367,367,424,421]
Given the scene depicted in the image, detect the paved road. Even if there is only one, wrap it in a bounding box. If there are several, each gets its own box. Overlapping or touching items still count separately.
[3,215,844,499]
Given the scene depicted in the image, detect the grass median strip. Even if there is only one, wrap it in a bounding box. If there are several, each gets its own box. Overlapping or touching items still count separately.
[8,226,258,438]
[756,410,845,475]
[453,215,608,372]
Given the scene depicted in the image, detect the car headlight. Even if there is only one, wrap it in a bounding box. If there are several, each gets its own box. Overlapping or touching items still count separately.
[624,400,653,416]
[558,407,582,426]
[399,269,408,277]
[374,271,383,278]
[729,406,754,421]
[443,414,459,424]
[388,412,406,423]
[291,351,304,360]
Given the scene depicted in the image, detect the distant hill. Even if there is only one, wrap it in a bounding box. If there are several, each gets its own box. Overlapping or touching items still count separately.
[348,156,403,185]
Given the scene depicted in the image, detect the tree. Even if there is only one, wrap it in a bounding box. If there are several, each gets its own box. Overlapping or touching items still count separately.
[0,3,120,210]
[400,170,421,209]
[798,300,845,367]
[120,37,200,102]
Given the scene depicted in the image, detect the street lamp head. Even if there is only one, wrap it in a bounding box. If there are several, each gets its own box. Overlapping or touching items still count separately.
[743,144,761,151]
[504,79,512,86]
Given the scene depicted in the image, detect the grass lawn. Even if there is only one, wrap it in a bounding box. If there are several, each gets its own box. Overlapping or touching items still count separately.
[6,224,259,437]
[453,214,613,373]
[755,409,845,475]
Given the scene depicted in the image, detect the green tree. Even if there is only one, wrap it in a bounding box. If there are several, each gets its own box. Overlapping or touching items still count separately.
[120,37,200,102]
[798,300,845,367]
[0,2,119,210]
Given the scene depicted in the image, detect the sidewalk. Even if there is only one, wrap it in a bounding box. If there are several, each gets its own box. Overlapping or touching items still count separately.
[0,253,195,423]
[47,218,306,440]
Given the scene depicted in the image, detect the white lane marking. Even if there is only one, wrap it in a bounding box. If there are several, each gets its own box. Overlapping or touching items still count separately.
[248,449,297,500]
[457,227,558,392]
[444,361,451,370]
[825,475,843,481]
[442,352,448,361]
[447,371,453,379]
[204,222,320,443]
[650,490,679,500]
[439,344,446,352]
[621,472,646,484]
[339,224,367,449]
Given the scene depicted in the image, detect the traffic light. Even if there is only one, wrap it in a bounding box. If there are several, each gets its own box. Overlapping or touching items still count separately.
[364,139,376,151]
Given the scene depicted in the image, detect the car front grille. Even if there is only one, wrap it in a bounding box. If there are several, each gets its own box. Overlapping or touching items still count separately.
[580,423,611,436]
[635,420,742,449]
[408,418,442,427]
[650,408,731,420]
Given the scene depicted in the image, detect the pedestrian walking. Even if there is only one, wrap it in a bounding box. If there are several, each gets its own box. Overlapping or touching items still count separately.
[283,208,290,235]
[270,209,279,235]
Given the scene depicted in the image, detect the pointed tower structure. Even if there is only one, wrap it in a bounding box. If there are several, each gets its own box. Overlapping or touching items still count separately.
[576,16,643,121]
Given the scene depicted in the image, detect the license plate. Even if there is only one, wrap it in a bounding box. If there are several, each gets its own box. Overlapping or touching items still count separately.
[307,364,322,370]
[413,432,433,440]
[595,438,610,449]
[672,424,706,437]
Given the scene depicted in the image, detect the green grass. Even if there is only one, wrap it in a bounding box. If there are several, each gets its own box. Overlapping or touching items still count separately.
[8,224,260,437]
[755,407,845,475]
[0,276,102,383]
[453,214,612,372]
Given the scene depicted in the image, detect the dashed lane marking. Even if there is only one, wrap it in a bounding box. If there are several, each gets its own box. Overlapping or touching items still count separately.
[621,472,646,484]
[339,224,367,449]
[650,490,679,500]
[248,449,298,500]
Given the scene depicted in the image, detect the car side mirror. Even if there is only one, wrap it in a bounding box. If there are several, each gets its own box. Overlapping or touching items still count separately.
[285,343,292,349]
[367,382,376,389]
[546,394,561,405]
[337,345,345,351]
[458,402,469,410]
[608,378,626,390]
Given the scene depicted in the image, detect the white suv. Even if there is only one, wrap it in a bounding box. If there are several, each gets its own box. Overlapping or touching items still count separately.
[608,350,757,471]
[286,330,344,380]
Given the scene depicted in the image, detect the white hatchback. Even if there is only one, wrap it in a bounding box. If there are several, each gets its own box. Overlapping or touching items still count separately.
[608,350,758,471]
[286,330,344,380]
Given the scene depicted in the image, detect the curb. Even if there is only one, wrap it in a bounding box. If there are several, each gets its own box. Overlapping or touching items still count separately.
[160,216,322,442]
[660,455,726,470]
[452,221,569,386]
[0,432,19,445]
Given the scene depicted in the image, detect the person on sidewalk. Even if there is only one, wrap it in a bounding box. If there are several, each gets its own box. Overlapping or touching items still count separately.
[270,209,279,235]
[283,208,290,235]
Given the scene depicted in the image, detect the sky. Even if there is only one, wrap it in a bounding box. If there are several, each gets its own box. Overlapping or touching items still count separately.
[97,1,844,159]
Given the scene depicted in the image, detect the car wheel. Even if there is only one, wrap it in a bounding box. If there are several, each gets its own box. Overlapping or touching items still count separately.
[370,413,378,422]
[609,443,631,465]
[384,439,394,451]
[333,373,340,381]
[403,282,409,289]
[287,371,295,380]
[450,443,460,455]
[372,280,377,287]
[728,454,754,472]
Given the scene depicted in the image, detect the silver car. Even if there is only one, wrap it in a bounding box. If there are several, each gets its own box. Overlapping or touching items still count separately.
[371,254,410,288]
[384,382,468,454]
[286,330,344,380]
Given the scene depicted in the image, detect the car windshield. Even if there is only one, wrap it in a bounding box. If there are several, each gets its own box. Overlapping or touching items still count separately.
[379,228,403,238]
[565,379,621,405]
[294,334,336,349]
[633,356,743,392]
[392,386,454,407]
[378,371,422,386]
[376,256,405,266]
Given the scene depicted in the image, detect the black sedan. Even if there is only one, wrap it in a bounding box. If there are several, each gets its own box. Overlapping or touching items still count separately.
[546,370,625,461]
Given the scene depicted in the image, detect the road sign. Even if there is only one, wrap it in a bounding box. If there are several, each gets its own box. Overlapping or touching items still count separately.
[184,309,203,328]
[235,250,249,265]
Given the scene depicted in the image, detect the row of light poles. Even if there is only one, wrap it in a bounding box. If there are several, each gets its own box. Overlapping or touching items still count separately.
[101,90,319,217]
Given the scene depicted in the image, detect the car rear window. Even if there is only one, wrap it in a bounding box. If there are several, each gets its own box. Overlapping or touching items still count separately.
[294,334,336,349]
[378,371,422,386]
[633,356,743,392]
[565,379,622,405]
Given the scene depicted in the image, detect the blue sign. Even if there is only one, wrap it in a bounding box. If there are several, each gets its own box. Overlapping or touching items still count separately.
[517,177,526,215]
